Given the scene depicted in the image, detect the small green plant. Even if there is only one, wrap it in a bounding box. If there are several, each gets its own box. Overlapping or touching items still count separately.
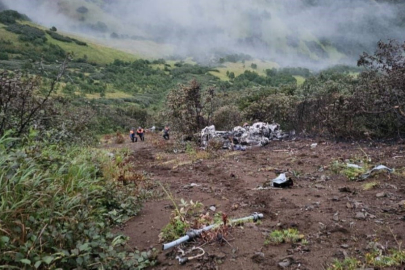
[264,228,304,245]
[330,160,368,180]
[365,249,405,267]
[158,182,204,242]
[328,257,361,270]
[362,181,379,190]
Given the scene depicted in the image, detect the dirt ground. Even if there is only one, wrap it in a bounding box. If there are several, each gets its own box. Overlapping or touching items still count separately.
[109,133,405,270]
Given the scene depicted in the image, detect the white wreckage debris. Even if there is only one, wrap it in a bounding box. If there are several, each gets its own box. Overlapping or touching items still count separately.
[201,122,289,149]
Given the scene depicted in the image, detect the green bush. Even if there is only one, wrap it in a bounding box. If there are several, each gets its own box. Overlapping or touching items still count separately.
[0,10,30,24]
[0,52,9,60]
[6,23,46,43]
[0,134,154,269]
[46,30,87,46]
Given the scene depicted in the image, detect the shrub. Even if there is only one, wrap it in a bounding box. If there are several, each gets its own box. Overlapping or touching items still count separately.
[0,135,154,269]
[6,23,46,43]
[212,105,242,130]
[0,52,9,60]
[76,6,89,14]
[0,10,30,24]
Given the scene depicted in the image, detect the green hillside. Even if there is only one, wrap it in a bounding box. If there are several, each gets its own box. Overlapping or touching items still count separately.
[0,24,136,66]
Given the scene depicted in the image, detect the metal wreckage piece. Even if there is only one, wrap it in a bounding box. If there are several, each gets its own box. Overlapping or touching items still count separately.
[162,212,264,250]
[200,122,290,149]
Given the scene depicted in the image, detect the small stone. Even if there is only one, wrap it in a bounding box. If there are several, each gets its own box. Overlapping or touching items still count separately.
[355,212,366,220]
[397,200,405,208]
[354,201,362,209]
[346,202,353,209]
[333,214,339,222]
[341,244,349,249]
[332,196,340,201]
[315,184,325,189]
[209,206,216,212]
[215,252,226,260]
[376,192,386,198]
[278,258,293,268]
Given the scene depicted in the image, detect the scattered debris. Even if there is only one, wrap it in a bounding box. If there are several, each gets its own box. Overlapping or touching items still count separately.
[310,143,318,149]
[339,186,355,193]
[162,213,264,250]
[278,256,295,268]
[360,165,394,180]
[176,246,205,265]
[355,212,366,220]
[376,192,386,198]
[333,212,339,221]
[200,122,290,149]
[397,200,405,208]
[271,173,294,188]
[183,183,201,189]
[346,163,362,169]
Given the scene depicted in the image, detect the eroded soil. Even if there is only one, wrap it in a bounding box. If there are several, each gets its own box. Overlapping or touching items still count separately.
[109,133,405,270]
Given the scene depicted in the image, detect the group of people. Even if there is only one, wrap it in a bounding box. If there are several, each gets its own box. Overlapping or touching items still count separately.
[129,126,170,142]
[129,127,145,142]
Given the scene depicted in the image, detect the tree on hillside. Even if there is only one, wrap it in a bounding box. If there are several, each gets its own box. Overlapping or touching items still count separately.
[165,79,215,136]
[0,55,70,138]
[76,6,89,14]
[357,40,405,128]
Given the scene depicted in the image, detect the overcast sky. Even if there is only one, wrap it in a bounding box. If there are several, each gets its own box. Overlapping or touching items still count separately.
[2,0,403,67]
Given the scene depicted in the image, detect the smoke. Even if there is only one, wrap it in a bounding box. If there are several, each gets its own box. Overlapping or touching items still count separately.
[2,0,404,68]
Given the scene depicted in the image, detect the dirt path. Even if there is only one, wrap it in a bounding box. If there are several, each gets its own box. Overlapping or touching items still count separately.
[110,134,405,269]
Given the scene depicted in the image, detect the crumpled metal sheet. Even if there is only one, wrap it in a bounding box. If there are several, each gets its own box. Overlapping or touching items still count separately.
[360,165,394,180]
[201,122,289,148]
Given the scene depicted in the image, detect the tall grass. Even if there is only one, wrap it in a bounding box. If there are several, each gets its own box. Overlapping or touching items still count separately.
[0,134,154,269]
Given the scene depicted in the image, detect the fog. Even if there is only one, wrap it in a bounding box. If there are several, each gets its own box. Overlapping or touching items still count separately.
[2,0,404,68]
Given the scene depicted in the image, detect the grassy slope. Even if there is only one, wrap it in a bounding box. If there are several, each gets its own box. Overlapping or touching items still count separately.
[209,60,279,81]
[0,21,137,65]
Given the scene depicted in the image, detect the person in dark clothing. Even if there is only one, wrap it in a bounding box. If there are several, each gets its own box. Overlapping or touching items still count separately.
[136,127,145,141]
[130,128,137,142]
[163,126,170,140]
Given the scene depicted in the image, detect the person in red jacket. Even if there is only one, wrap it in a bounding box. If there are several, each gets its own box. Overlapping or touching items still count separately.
[136,127,145,141]
[129,128,137,142]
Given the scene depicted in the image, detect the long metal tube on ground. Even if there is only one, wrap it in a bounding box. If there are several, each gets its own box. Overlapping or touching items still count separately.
[162,213,263,250]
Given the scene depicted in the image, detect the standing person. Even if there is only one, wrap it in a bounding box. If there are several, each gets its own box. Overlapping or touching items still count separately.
[136,126,145,141]
[163,126,170,140]
[129,128,137,142]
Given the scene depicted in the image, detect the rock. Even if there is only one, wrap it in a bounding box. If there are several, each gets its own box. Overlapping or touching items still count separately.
[398,200,405,208]
[339,187,353,193]
[354,201,363,209]
[346,202,353,209]
[376,192,386,198]
[341,244,349,249]
[209,205,216,212]
[251,252,265,264]
[278,257,294,268]
[315,184,326,189]
[215,252,226,260]
[333,213,339,222]
[332,196,340,201]
[310,143,317,149]
[355,212,366,220]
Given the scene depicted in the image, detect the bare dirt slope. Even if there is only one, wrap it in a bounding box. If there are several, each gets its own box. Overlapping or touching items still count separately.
[109,133,405,270]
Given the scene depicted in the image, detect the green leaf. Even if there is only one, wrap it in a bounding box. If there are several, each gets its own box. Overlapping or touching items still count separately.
[42,256,54,265]
[20,259,31,265]
[78,243,89,251]
[0,236,9,244]
[34,261,42,269]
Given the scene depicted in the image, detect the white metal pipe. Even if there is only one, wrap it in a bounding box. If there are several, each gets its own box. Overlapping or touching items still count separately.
[162,213,263,250]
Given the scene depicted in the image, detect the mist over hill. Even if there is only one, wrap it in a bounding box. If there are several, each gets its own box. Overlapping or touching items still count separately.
[1,0,404,68]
